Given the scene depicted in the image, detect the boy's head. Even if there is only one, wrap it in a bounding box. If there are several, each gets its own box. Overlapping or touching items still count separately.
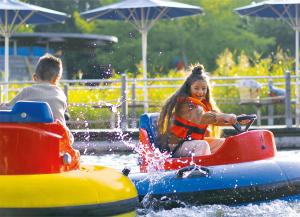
[34,53,62,84]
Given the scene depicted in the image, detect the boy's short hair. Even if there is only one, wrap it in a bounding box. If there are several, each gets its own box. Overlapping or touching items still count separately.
[35,53,62,81]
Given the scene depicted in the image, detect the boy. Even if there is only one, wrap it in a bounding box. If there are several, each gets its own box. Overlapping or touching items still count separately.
[1,53,73,142]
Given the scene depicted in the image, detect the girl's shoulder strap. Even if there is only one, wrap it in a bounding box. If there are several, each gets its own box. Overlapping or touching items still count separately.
[176,97,212,111]
[187,97,212,111]
[177,96,198,109]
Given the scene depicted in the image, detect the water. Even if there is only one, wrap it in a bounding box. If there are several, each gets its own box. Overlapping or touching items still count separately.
[81,150,300,217]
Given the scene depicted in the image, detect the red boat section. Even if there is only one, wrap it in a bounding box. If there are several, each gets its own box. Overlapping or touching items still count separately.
[0,121,80,175]
[139,128,276,172]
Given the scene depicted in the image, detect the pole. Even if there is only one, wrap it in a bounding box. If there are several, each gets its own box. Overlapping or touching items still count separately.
[0,85,2,103]
[121,74,128,130]
[4,34,9,102]
[4,8,9,103]
[285,70,292,128]
[64,84,69,104]
[296,29,300,127]
[131,80,137,128]
[295,6,299,127]
[142,30,148,113]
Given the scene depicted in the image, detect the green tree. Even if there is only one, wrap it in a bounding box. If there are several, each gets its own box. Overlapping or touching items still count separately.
[21,0,104,78]
[16,0,288,78]
[179,0,274,71]
[239,14,294,58]
[24,0,100,33]
[89,0,276,75]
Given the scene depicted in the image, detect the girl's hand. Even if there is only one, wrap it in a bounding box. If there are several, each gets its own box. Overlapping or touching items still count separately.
[223,113,237,125]
[216,113,237,125]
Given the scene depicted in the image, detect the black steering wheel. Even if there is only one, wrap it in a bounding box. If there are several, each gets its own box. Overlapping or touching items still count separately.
[232,114,257,133]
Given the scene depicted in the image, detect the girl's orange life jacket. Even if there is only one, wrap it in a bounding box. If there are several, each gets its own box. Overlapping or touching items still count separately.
[171,97,212,140]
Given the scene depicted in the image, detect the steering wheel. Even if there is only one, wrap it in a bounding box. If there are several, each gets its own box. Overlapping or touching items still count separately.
[232,114,257,133]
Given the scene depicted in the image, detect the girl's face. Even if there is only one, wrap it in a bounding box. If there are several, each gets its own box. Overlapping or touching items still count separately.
[190,80,208,100]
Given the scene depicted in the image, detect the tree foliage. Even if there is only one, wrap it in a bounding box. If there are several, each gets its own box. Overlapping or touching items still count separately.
[19,0,293,79]
[88,0,276,75]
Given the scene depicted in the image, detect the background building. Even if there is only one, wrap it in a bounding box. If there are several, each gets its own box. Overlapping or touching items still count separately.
[0,32,118,80]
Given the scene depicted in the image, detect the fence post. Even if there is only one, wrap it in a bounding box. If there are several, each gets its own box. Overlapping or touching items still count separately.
[0,85,2,103]
[131,80,137,128]
[267,104,274,125]
[121,74,128,130]
[64,83,69,105]
[285,70,292,128]
[267,77,273,125]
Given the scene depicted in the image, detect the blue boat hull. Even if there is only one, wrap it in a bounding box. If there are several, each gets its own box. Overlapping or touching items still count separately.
[129,158,300,208]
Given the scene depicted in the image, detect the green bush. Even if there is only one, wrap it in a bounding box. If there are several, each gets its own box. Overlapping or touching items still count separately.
[66,49,293,128]
[3,49,292,128]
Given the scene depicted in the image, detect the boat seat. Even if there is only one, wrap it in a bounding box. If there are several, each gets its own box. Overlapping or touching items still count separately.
[0,101,79,175]
[139,113,160,148]
[0,101,54,123]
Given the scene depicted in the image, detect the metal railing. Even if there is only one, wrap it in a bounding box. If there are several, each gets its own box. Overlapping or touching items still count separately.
[0,72,297,129]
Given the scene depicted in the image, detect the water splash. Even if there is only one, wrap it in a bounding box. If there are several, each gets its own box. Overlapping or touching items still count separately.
[81,151,300,216]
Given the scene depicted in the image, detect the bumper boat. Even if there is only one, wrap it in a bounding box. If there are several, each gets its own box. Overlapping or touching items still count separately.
[0,101,138,216]
[129,113,300,208]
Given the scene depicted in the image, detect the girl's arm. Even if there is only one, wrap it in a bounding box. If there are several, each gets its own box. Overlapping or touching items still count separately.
[175,100,237,126]
[200,112,237,126]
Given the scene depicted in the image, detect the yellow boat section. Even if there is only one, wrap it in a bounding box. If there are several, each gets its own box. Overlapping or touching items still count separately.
[0,164,137,208]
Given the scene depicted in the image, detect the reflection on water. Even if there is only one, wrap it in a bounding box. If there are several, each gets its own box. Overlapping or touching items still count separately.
[81,150,300,217]
[81,153,140,173]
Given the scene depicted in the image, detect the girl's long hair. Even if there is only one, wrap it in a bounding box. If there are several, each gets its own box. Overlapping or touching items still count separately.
[158,64,222,138]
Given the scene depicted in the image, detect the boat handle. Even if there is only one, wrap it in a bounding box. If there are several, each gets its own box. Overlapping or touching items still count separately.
[176,165,210,178]
[233,114,257,133]
[122,167,131,176]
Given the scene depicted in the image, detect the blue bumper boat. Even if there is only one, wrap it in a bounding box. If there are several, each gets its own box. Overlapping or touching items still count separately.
[129,113,300,208]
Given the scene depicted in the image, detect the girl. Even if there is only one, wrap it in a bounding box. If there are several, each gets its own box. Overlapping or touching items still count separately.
[158,64,238,157]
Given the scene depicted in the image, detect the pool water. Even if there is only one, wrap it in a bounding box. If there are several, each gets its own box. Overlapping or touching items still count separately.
[81,150,300,217]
